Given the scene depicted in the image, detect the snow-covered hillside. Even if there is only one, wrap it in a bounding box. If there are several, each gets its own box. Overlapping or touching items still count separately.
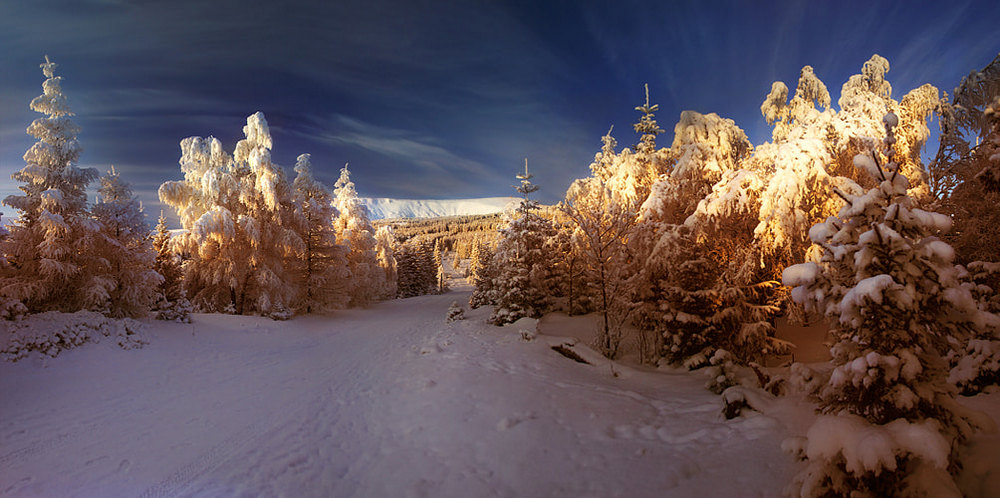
[360,196,517,219]
[3,282,999,496]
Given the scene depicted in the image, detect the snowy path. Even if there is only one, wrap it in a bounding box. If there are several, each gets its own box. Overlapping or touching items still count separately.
[4,290,807,497]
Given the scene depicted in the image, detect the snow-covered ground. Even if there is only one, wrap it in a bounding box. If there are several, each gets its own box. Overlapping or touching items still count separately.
[360,196,517,219]
[2,281,999,496]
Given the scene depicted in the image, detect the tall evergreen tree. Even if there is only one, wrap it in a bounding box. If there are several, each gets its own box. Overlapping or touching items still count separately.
[90,167,162,317]
[151,212,191,322]
[783,114,997,496]
[490,160,556,325]
[468,238,498,309]
[333,165,381,307]
[0,56,101,313]
[291,154,350,313]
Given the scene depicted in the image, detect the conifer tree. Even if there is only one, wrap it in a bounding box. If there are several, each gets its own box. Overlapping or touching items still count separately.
[151,212,191,322]
[91,167,162,317]
[468,238,498,309]
[0,56,101,313]
[783,114,996,496]
[333,165,381,307]
[490,160,556,325]
[291,154,350,313]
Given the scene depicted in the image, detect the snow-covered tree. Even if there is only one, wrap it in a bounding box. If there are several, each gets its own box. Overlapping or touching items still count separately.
[489,160,556,325]
[468,238,498,309]
[433,239,448,294]
[90,167,162,318]
[159,112,303,315]
[395,240,436,298]
[636,109,782,366]
[562,170,637,358]
[0,56,102,313]
[151,213,191,322]
[932,54,1000,266]
[544,220,590,315]
[783,114,997,496]
[291,153,350,313]
[374,225,398,300]
[333,165,381,307]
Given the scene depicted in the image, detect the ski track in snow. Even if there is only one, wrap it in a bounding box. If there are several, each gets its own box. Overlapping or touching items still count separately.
[4,285,996,496]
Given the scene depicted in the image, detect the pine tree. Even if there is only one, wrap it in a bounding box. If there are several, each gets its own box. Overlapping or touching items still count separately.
[291,154,350,313]
[468,238,498,309]
[490,160,556,325]
[394,239,436,298]
[783,113,996,496]
[0,56,101,313]
[90,167,162,318]
[333,165,381,307]
[151,212,191,322]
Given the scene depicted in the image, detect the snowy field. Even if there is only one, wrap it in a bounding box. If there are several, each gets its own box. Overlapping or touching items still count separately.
[3,284,999,497]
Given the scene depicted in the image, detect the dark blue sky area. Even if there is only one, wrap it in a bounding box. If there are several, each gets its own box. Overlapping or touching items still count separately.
[1,0,998,225]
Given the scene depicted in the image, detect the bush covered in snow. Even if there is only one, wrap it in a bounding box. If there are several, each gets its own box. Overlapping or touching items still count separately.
[445,301,465,322]
[1,311,147,362]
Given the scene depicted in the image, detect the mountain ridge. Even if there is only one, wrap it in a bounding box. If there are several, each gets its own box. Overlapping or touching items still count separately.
[359,196,518,219]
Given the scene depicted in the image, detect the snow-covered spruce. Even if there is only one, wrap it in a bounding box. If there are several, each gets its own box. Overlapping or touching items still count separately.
[291,153,351,314]
[0,56,101,314]
[151,213,192,322]
[489,160,556,326]
[333,165,386,307]
[91,167,163,318]
[782,113,997,496]
[396,240,437,298]
[467,238,498,309]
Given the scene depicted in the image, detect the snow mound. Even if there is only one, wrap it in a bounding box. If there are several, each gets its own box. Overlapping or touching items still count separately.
[360,197,517,219]
[1,311,147,361]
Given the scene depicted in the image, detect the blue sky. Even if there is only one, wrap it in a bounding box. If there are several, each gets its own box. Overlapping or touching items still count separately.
[1,0,998,226]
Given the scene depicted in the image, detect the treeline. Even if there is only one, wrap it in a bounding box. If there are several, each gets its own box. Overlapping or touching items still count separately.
[0,57,434,323]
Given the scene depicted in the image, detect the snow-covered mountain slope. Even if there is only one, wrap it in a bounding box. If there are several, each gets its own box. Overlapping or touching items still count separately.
[360,196,517,219]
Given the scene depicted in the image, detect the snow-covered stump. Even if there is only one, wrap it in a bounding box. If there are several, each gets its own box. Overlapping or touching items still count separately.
[782,113,999,496]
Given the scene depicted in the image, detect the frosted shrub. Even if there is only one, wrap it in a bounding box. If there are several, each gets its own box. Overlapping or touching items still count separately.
[704,349,739,394]
[446,302,465,322]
